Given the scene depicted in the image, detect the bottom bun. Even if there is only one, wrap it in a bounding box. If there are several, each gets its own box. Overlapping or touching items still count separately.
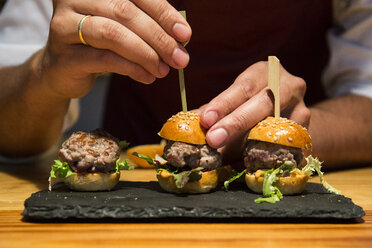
[245,170,309,195]
[157,169,218,194]
[64,172,120,191]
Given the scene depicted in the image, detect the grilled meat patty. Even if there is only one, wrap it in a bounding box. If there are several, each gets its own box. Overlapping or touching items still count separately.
[163,141,221,170]
[243,140,303,172]
[58,129,120,173]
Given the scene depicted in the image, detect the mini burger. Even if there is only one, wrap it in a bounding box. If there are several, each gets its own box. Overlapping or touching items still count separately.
[49,129,132,191]
[242,117,340,203]
[134,111,223,194]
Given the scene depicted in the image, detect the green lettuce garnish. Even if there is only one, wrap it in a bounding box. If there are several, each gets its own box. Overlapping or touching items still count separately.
[254,156,341,204]
[131,152,168,171]
[132,152,203,189]
[255,161,295,203]
[132,152,158,167]
[115,158,134,173]
[50,159,75,179]
[223,169,246,191]
[119,140,130,150]
[172,167,203,188]
[301,155,341,194]
[50,157,133,179]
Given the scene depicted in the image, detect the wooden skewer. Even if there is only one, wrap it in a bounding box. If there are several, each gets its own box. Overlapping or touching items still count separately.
[268,56,280,118]
[178,10,188,113]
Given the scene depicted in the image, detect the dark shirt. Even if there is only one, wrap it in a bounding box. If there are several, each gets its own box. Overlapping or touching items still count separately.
[104,0,332,145]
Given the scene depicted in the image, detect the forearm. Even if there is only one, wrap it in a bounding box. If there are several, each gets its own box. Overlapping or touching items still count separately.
[0,49,70,157]
[309,94,372,169]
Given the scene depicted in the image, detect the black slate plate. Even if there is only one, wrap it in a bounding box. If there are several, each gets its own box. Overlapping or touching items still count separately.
[22,181,365,221]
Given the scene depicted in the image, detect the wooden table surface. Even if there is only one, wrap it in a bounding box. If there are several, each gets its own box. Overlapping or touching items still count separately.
[1,150,372,248]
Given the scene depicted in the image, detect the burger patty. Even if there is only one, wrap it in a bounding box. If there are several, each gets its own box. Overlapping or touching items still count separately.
[163,141,222,170]
[58,129,120,173]
[243,140,303,172]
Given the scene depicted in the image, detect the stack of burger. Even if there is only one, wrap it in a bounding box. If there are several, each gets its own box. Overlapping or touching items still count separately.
[49,129,132,191]
[225,116,340,203]
[134,111,226,194]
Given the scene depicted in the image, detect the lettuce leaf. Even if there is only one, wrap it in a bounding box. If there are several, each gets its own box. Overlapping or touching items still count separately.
[50,158,133,179]
[49,157,132,191]
[255,190,282,203]
[133,152,204,189]
[132,152,166,171]
[119,140,130,150]
[50,159,75,179]
[223,169,246,191]
[301,155,341,194]
[115,159,134,173]
[255,156,341,203]
[172,167,203,188]
[254,161,295,203]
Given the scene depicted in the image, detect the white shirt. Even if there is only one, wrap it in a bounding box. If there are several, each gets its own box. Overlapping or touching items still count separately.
[323,0,372,99]
[0,0,51,67]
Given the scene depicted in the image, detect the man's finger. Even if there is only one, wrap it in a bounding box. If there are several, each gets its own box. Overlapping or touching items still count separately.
[71,0,190,69]
[205,89,274,148]
[200,62,268,129]
[131,0,192,42]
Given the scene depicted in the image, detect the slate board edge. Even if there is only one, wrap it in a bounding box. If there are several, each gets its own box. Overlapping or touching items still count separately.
[22,202,365,220]
[21,181,366,220]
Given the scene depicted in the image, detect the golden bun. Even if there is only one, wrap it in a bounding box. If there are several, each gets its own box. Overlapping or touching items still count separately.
[245,170,309,195]
[248,117,312,150]
[157,169,218,194]
[158,111,206,145]
[63,172,120,191]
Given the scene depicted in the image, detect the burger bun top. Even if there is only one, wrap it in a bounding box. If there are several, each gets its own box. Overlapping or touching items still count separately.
[248,116,312,150]
[158,111,206,145]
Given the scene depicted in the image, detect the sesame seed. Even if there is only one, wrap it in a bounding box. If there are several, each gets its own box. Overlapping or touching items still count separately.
[267,131,272,136]
[288,137,293,142]
[273,136,278,142]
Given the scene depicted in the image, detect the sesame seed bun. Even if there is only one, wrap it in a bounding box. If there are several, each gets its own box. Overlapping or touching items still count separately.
[158,111,206,145]
[157,169,218,194]
[63,172,120,191]
[245,170,309,195]
[248,117,312,150]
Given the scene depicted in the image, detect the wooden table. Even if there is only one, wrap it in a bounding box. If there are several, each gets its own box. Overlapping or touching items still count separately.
[1,150,372,248]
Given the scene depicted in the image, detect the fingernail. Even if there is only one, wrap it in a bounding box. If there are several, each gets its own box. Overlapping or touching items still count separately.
[204,111,218,128]
[172,23,191,42]
[172,47,189,67]
[142,75,156,84]
[208,128,228,148]
[158,61,170,77]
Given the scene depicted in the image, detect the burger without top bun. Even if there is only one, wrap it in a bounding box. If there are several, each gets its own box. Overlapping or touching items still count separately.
[49,129,132,191]
[135,111,223,194]
[240,117,340,203]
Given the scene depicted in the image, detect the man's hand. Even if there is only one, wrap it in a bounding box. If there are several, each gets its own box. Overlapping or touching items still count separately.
[44,0,192,99]
[0,0,192,156]
[199,61,310,151]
